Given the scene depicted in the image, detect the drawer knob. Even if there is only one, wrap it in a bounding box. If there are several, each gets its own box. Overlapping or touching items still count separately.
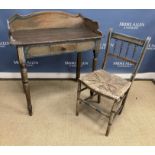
[61,47,66,51]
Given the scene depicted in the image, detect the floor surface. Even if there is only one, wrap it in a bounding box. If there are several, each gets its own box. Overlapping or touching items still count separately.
[0,80,155,145]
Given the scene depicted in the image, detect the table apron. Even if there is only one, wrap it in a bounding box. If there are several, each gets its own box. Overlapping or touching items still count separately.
[24,40,96,58]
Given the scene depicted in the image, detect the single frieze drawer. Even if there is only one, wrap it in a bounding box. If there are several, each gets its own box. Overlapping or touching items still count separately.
[25,41,95,58]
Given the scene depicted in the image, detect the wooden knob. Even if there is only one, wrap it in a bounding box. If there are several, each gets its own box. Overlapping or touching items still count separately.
[61,47,66,51]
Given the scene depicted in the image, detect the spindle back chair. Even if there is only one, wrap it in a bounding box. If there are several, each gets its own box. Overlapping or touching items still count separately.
[76,28,150,136]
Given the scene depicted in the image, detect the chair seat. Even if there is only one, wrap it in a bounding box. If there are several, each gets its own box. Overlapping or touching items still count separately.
[79,70,131,100]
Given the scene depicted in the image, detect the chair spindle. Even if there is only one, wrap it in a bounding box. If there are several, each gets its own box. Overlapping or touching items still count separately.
[113,39,118,54]
[119,41,124,56]
[125,42,130,57]
[132,44,137,58]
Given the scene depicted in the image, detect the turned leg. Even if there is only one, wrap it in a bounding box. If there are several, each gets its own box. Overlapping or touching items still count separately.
[19,64,26,93]
[97,95,101,103]
[105,101,117,136]
[92,50,98,71]
[90,90,94,97]
[105,112,114,136]
[17,46,32,116]
[118,93,128,115]
[76,52,82,81]
[118,89,130,115]
[24,75,32,116]
[76,80,81,116]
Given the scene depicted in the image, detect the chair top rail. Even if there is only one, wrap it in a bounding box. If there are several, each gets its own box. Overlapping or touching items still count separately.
[111,32,145,46]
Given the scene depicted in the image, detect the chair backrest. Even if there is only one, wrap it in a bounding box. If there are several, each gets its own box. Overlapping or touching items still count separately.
[102,28,150,82]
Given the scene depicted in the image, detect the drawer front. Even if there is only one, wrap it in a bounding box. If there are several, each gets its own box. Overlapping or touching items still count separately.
[50,43,77,54]
[25,41,96,58]
[25,45,50,58]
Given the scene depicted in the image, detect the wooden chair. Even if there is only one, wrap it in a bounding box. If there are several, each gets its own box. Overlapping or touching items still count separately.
[76,28,150,136]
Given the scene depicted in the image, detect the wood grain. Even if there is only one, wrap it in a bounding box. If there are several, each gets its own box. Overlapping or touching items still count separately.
[11,28,101,45]
[9,11,102,46]
[9,11,84,31]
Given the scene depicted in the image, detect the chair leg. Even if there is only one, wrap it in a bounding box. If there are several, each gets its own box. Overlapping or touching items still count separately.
[105,112,113,136]
[90,90,94,97]
[105,100,117,136]
[118,99,126,115]
[97,95,101,103]
[76,81,81,116]
[118,92,129,115]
